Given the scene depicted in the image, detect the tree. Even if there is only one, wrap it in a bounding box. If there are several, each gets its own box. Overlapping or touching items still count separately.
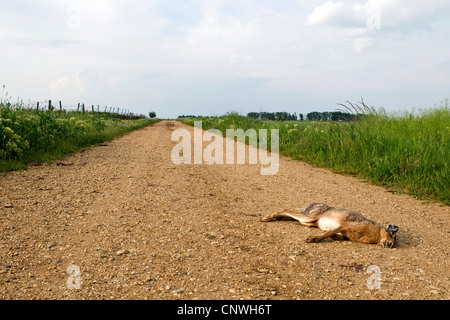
[246,111,297,121]
[307,111,322,121]
[149,111,156,119]
[247,112,259,119]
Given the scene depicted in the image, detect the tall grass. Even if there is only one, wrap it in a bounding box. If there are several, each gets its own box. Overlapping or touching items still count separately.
[179,101,449,205]
[0,102,159,172]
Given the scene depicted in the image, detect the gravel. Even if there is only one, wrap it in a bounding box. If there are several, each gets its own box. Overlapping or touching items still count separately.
[0,121,448,300]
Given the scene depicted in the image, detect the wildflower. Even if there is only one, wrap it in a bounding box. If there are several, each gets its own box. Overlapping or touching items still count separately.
[3,126,14,136]
[5,140,18,152]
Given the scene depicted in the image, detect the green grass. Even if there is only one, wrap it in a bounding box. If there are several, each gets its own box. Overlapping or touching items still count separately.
[0,102,159,172]
[178,101,450,205]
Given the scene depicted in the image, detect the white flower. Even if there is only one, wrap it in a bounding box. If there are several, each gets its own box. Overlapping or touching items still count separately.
[3,126,14,136]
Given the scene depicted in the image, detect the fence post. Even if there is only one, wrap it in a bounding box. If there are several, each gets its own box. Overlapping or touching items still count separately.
[37,102,39,112]
[82,103,85,113]
[59,101,62,112]
[48,100,52,111]
[92,105,95,113]
[77,103,80,112]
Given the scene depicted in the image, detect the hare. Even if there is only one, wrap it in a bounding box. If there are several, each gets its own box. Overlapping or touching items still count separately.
[261,203,399,248]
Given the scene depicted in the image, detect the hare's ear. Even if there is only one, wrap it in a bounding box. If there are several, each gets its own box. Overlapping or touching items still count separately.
[386,225,399,235]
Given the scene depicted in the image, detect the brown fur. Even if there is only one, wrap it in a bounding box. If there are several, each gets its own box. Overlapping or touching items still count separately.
[261,203,398,248]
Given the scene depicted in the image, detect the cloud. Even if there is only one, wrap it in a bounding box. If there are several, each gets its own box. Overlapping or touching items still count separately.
[49,77,72,97]
[49,67,109,101]
[304,0,450,53]
[305,0,450,32]
[6,37,84,48]
[75,67,108,95]
[229,54,254,65]
[353,37,374,52]
[305,1,350,27]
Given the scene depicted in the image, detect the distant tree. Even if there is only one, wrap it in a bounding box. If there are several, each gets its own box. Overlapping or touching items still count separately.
[305,111,359,122]
[322,112,332,121]
[247,112,260,119]
[246,111,297,121]
[149,111,156,118]
[307,111,322,121]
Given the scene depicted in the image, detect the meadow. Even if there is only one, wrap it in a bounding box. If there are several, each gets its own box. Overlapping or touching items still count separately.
[0,101,159,172]
[179,101,450,205]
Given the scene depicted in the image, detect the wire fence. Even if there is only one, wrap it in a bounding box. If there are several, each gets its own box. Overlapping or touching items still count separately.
[5,99,147,119]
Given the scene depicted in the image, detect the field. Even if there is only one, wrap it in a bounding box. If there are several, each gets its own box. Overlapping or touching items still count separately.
[179,102,450,205]
[0,101,159,172]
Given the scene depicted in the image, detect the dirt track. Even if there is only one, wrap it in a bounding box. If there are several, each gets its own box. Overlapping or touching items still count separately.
[0,121,448,300]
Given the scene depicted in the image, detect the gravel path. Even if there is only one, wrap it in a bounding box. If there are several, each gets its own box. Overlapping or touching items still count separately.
[1,121,448,300]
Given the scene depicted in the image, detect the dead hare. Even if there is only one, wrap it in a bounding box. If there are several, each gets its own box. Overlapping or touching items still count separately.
[261,203,399,248]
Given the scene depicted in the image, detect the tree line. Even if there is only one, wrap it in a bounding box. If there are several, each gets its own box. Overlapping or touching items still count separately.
[178,111,359,122]
[247,111,358,122]
[247,112,298,121]
[304,111,359,122]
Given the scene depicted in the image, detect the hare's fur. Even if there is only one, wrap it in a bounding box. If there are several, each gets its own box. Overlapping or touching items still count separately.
[261,203,399,248]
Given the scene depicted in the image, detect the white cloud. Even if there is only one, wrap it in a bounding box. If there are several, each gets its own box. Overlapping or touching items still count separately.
[304,0,450,53]
[353,37,374,52]
[305,1,348,27]
[305,0,450,32]
[49,77,72,97]
[49,67,109,101]
[75,67,108,96]
[229,54,254,65]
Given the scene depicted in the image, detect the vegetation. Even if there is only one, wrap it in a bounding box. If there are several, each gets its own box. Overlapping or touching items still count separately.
[178,101,450,205]
[247,111,298,121]
[246,111,358,122]
[0,101,159,172]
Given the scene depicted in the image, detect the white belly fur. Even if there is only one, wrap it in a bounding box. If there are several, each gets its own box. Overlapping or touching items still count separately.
[317,217,341,231]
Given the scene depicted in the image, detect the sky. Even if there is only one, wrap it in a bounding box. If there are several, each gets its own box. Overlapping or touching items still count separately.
[1,0,449,119]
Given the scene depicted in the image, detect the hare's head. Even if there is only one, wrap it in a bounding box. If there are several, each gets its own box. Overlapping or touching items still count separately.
[379,224,399,248]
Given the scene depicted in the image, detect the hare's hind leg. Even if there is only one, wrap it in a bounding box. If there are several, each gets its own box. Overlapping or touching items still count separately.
[261,210,319,227]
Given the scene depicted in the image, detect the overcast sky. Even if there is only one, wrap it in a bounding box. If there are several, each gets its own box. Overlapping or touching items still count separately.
[1,0,449,118]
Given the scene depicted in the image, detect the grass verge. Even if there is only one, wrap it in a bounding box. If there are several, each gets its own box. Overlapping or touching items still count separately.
[0,103,159,172]
[178,101,449,205]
